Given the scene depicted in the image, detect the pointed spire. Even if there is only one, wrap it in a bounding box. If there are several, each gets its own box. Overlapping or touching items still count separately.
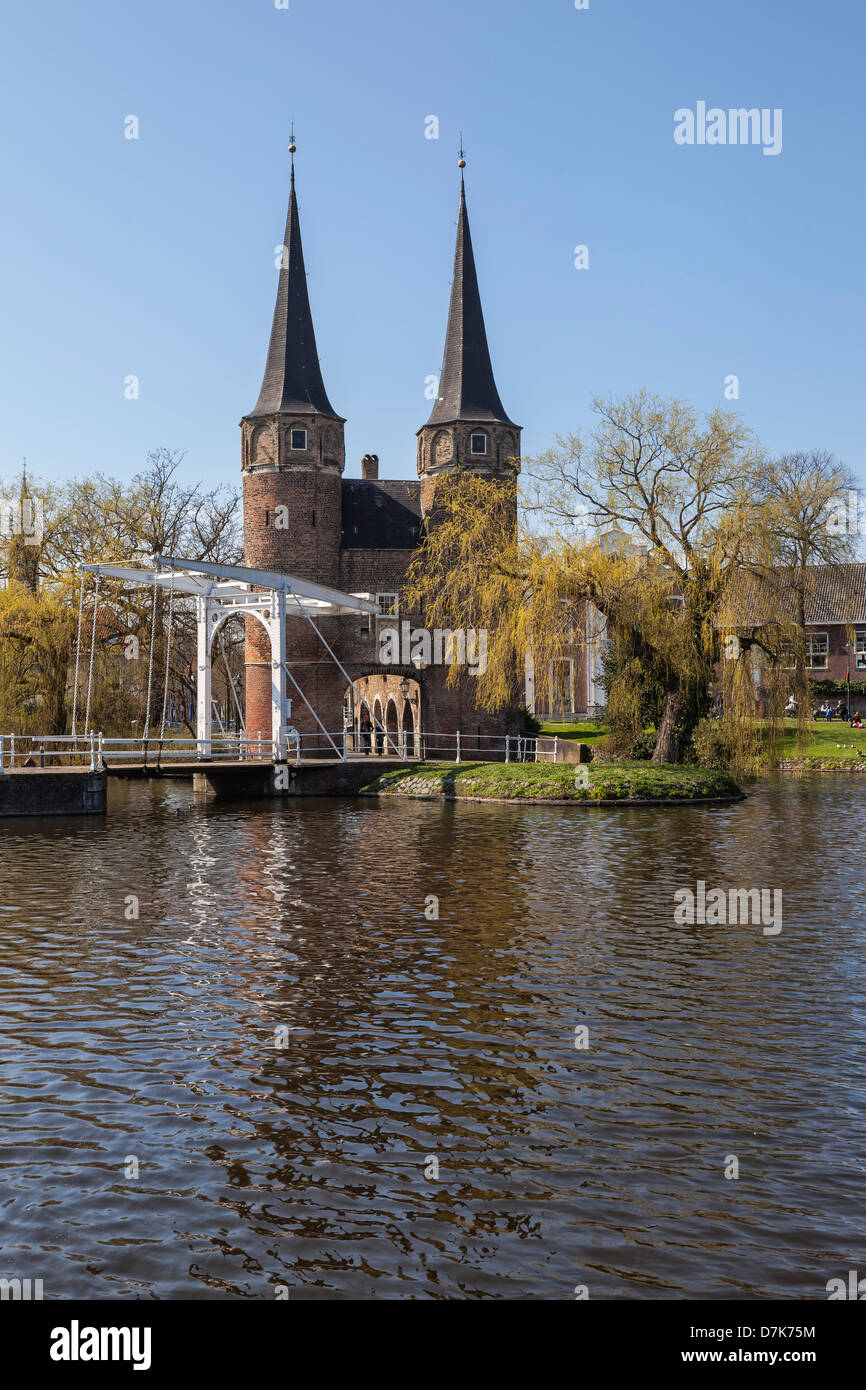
[425,158,515,428]
[247,138,339,419]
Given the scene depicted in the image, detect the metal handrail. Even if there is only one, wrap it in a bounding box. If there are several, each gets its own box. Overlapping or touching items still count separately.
[1,727,555,769]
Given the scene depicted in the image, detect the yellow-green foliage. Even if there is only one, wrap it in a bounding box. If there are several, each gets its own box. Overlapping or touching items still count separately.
[0,582,76,733]
[404,394,836,773]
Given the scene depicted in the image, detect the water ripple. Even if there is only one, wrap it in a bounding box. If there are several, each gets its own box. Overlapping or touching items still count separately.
[0,775,864,1298]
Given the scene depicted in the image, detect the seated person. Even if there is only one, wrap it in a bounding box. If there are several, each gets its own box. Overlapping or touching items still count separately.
[852,712,864,729]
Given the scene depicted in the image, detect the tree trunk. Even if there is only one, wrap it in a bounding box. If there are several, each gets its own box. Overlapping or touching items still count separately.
[794,587,809,710]
[45,654,69,735]
[652,679,682,763]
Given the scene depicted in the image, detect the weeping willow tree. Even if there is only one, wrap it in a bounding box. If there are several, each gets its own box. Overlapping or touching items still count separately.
[405,392,794,771]
[0,581,76,733]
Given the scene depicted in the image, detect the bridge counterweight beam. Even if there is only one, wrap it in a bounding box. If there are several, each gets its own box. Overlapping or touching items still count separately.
[196,597,213,759]
[267,589,291,761]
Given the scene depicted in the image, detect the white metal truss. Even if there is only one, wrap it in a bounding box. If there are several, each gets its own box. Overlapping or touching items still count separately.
[80,554,377,761]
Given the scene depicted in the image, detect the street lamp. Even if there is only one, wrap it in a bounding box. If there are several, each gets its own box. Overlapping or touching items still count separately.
[846,640,852,723]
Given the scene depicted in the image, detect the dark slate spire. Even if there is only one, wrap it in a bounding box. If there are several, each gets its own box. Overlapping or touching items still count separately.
[425,176,515,427]
[247,161,339,418]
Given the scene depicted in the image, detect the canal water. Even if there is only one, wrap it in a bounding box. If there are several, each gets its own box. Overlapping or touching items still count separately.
[1,776,864,1299]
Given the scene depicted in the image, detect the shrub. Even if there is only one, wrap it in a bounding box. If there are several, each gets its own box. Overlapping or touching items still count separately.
[592,730,638,763]
[691,717,771,774]
[519,704,541,734]
[691,719,736,770]
[630,729,658,760]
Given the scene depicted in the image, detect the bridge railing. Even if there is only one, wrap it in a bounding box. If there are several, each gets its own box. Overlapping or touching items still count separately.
[0,731,281,770]
[291,729,552,763]
[1,729,558,770]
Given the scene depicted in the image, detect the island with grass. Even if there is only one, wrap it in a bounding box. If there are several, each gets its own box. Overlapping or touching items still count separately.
[362,760,742,805]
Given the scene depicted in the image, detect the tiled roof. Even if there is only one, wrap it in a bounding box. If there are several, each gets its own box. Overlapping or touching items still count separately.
[722,563,866,627]
[341,480,422,550]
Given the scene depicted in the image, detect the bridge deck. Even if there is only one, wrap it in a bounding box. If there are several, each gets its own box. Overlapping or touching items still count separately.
[105,757,406,778]
[0,758,412,812]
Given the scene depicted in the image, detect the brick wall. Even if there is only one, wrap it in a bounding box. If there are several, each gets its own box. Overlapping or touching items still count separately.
[243,468,342,588]
[242,463,522,750]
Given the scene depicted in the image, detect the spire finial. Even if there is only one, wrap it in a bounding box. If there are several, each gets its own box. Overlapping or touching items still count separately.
[289,119,296,181]
[458,131,466,171]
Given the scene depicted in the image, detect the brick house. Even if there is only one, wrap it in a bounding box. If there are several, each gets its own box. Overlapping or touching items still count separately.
[530,562,866,722]
[240,155,523,754]
[724,563,866,693]
[785,565,866,683]
[525,603,609,722]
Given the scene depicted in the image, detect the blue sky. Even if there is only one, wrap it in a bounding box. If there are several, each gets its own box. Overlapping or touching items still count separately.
[1,0,864,494]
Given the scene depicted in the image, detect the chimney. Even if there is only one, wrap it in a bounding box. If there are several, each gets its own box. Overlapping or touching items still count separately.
[361,453,379,480]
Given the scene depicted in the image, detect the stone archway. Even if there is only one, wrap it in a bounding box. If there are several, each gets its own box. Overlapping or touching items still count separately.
[401,698,417,759]
[385,698,400,756]
[373,697,384,754]
[348,672,422,759]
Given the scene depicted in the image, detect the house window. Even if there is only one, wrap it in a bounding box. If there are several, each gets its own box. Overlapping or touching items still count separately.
[290,428,307,450]
[856,631,866,670]
[470,433,487,455]
[376,593,399,618]
[806,633,828,669]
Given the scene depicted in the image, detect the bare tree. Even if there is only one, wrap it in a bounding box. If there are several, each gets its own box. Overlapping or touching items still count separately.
[525,392,764,761]
[752,450,856,710]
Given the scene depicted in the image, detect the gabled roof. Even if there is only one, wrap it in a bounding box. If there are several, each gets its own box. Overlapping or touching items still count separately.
[423,179,516,429]
[722,563,866,627]
[246,165,340,419]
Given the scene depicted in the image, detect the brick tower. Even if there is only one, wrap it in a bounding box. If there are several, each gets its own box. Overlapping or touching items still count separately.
[240,147,522,756]
[416,168,521,513]
[240,148,345,743]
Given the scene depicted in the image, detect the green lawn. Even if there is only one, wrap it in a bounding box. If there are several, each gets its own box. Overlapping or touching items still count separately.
[540,717,866,767]
[364,759,741,802]
[778,719,866,763]
[538,720,608,744]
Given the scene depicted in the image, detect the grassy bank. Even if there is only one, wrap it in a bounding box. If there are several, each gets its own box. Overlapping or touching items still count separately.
[778,719,866,765]
[538,720,607,744]
[362,760,741,803]
[541,718,866,770]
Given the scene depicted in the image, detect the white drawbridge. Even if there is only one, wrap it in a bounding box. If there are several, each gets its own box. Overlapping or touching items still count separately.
[76,554,377,761]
